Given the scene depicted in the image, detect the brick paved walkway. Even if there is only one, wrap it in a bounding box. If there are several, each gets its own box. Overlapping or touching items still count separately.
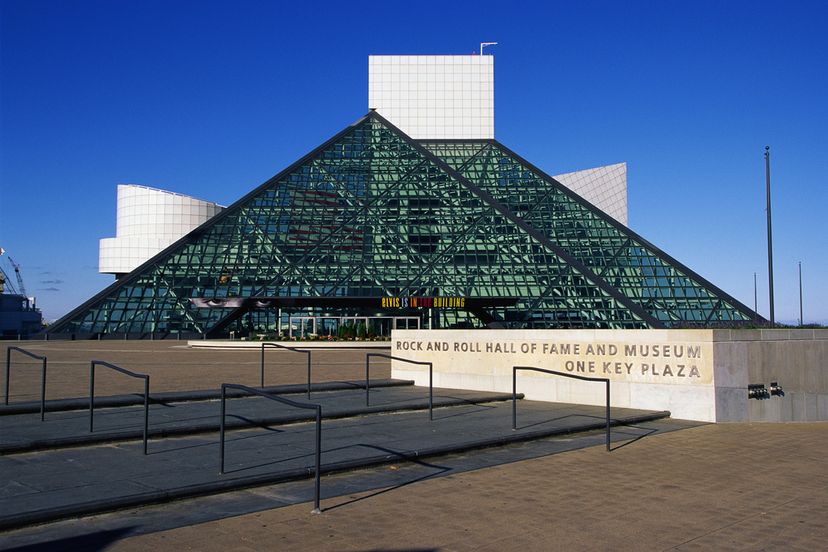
[109,422,828,552]
[4,342,827,551]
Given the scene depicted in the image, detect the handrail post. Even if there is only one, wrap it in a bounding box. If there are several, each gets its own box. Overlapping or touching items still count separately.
[143,376,150,455]
[219,384,226,474]
[366,353,432,417]
[512,366,611,451]
[365,354,371,406]
[428,362,433,421]
[312,405,322,514]
[5,347,48,418]
[4,347,10,406]
[89,361,95,432]
[512,366,517,430]
[40,357,47,422]
[306,352,311,400]
[606,380,611,452]
[261,343,312,396]
[218,383,323,512]
[88,360,150,453]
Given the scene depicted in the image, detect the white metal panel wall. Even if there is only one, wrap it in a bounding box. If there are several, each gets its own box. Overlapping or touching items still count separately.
[369,55,494,139]
[553,163,628,226]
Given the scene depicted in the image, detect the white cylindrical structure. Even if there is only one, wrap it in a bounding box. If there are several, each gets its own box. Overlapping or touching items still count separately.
[99,184,223,276]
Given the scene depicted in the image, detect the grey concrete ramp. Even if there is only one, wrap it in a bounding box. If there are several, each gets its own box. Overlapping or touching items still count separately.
[0,385,519,453]
[0,393,668,531]
[0,378,412,416]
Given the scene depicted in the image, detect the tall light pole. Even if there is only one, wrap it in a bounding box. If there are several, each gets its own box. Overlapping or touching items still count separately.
[753,272,758,313]
[765,146,775,325]
[799,261,803,326]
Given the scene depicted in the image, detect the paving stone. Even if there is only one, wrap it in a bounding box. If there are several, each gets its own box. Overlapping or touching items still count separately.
[3,342,827,551]
[2,342,388,403]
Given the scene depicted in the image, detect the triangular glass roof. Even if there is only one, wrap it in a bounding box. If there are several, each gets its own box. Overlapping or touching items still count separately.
[48,112,760,337]
[422,139,759,326]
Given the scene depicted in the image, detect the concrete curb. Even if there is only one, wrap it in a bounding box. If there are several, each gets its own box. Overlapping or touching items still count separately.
[0,410,670,532]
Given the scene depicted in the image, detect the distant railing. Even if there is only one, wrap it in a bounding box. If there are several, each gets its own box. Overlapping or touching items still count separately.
[365,354,433,420]
[261,343,312,399]
[4,347,48,421]
[89,360,150,455]
[219,383,322,513]
[512,366,611,452]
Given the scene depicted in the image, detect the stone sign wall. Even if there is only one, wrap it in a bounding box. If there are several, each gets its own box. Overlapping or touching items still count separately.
[391,329,828,422]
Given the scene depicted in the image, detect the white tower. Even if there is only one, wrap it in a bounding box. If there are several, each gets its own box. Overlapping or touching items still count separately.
[99,185,223,277]
[369,55,494,139]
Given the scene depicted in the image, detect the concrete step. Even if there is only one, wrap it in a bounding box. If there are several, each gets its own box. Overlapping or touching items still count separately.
[0,398,670,531]
[0,378,414,416]
[0,385,521,454]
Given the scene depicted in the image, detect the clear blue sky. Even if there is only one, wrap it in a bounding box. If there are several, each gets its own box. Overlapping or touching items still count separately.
[1,0,826,324]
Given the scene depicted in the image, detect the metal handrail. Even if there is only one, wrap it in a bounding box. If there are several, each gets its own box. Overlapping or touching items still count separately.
[512,366,611,452]
[89,360,150,455]
[219,383,322,513]
[366,354,433,420]
[260,343,312,399]
[4,347,48,421]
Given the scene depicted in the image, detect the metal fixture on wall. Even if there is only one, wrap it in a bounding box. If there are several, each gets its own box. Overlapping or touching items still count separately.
[748,382,784,400]
[748,383,770,400]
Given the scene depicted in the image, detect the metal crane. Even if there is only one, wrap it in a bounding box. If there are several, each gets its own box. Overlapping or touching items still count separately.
[0,264,18,294]
[6,256,28,297]
[0,248,19,295]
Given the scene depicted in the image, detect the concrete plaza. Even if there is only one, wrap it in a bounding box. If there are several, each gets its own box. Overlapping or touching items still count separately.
[109,423,828,551]
[1,341,827,551]
[2,340,389,402]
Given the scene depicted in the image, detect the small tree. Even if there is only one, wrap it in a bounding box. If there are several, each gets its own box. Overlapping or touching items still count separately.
[356,321,367,339]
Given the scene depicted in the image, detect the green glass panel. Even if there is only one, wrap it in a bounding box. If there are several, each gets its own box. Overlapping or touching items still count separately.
[50,115,757,338]
[425,141,756,327]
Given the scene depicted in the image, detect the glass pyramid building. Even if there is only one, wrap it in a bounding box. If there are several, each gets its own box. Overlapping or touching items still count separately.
[47,111,763,338]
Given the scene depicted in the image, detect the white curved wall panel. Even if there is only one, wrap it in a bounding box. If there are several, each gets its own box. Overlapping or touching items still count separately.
[99,185,223,275]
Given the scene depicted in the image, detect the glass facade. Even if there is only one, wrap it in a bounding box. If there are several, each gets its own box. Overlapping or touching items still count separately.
[48,112,761,338]
[422,140,755,326]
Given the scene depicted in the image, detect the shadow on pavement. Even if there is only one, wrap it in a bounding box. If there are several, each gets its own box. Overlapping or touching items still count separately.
[3,527,137,552]
[608,424,664,451]
[323,444,452,512]
[515,412,603,431]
